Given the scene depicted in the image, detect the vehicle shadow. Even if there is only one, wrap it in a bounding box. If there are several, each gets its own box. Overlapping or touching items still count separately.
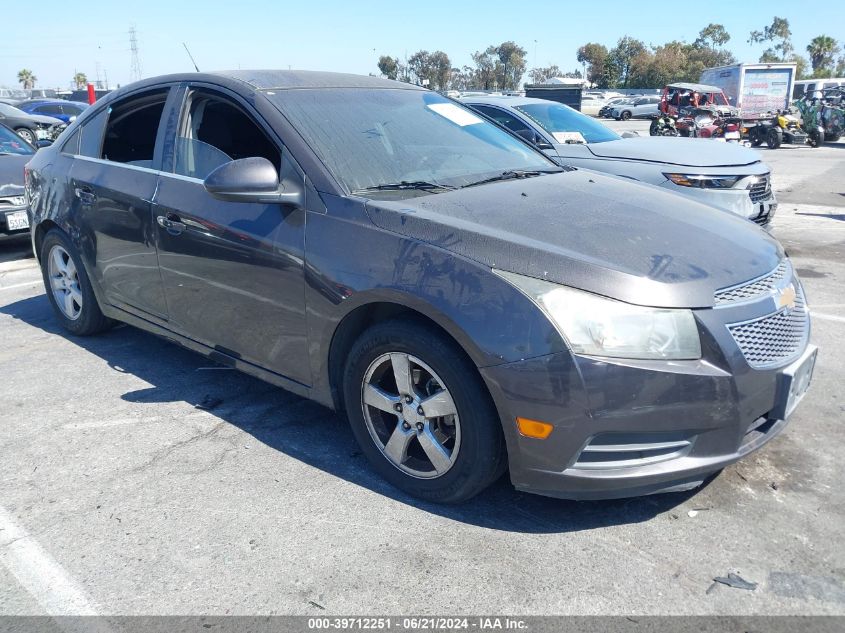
[0,293,706,534]
[0,234,33,263]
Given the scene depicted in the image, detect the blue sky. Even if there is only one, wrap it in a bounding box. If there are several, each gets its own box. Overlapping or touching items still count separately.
[1,0,840,89]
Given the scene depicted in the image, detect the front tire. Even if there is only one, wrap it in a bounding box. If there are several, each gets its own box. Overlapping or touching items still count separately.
[808,129,823,148]
[15,128,36,145]
[620,110,632,121]
[343,319,506,503]
[766,127,783,149]
[39,229,112,336]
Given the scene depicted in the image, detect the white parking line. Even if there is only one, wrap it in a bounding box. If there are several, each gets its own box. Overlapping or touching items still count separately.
[0,280,42,292]
[813,312,845,323]
[0,506,98,615]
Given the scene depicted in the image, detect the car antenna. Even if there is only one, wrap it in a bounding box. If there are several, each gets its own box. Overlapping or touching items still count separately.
[183,43,200,72]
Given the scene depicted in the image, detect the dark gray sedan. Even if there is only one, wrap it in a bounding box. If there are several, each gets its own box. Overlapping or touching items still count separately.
[25,71,816,502]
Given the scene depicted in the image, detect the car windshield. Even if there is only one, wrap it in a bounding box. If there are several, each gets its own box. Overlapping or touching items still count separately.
[0,125,35,155]
[266,88,559,195]
[515,102,620,144]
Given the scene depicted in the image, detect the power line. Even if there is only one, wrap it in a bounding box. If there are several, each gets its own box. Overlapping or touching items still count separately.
[129,26,142,82]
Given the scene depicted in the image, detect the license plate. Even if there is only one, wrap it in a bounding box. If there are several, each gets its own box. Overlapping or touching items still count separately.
[725,131,741,139]
[5,210,29,231]
[772,345,818,420]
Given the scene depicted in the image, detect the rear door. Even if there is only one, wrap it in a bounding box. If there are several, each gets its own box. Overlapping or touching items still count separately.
[67,87,177,324]
[152,85,310,385]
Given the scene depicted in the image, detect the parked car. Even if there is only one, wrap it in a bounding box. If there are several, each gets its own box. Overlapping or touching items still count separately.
[16,99,88,124]
[579,94,604,116]
[0,103,63,145]
[0,123,34,237]
[27,71,816,503]
[598,97,631,118]
[462,95,777,227]
[612,95,661,120]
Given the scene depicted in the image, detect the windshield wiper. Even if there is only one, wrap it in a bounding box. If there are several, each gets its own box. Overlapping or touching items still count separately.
[353,180,455,194]
[462,169,560,189]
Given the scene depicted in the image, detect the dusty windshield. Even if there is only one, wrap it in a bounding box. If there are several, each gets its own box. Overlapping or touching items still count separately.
[266,88,559,195]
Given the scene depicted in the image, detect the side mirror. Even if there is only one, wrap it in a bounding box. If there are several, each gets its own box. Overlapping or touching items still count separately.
[68,116,77,123]
[204,157,304,207]
[36,139,53,148]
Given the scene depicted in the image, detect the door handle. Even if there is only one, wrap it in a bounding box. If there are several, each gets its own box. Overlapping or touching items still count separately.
[74,186,96,205]
[156,213,186,236]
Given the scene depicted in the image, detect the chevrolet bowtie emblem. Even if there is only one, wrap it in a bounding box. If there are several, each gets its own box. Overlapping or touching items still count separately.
[776,284,797,311]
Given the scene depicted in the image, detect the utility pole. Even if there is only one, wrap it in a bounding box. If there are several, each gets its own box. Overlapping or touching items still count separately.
[129,26,142,82]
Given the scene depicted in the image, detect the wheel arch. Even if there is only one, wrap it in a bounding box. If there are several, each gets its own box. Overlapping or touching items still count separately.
[326,298,489,413]
[33,219,61,262]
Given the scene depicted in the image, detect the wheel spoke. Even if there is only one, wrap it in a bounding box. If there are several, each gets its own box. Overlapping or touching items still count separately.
[68,286,83,308]
[363,383,399,414]
[389,353,415,397]
[51,248,67,276]
[383,424,414,465]
[63,291,76,317]
[420,389,456,419]
[418,427,452,474]
[49,275,64,291]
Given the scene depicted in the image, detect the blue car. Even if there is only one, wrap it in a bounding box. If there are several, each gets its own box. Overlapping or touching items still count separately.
[16,99,88,124]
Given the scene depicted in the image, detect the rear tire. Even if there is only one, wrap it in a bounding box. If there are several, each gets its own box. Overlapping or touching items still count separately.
[649,120,659,136]
[342,319,506,503]
[39,229,112,336]
[749,128,764,147]
[808,129,824,148]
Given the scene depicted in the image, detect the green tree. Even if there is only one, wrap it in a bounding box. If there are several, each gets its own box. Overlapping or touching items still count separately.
[377,56,399,80]
[607,36,648,88]
[806,35,840,75]
[749,16,794,61]
[576,43,608,86]
[494,41,527,90]
[529,65,562,84]
[72,72,87,89]
[695,23,730,48]
[407,50,452,90]
[17,69,36,89]
[470,47,499,90]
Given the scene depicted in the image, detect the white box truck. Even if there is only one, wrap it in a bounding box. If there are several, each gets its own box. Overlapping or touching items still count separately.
[700,63,797,117]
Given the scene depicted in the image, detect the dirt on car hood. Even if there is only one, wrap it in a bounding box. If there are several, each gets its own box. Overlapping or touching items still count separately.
[364,169,783,309]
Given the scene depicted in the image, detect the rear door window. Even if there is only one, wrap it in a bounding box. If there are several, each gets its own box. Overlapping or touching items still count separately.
[471,105,534,136]
[100,89,170,168]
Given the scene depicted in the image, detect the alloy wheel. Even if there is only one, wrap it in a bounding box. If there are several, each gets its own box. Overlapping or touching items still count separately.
[361,352,461,479]
[47,245,83,320]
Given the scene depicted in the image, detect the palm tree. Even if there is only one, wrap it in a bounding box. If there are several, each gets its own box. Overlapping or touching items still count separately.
[17,69,37,89]
[73,72,88,89]
[807,35,840,74]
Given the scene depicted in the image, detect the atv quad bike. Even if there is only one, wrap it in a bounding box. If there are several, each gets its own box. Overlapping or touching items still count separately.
[747,110,809,149]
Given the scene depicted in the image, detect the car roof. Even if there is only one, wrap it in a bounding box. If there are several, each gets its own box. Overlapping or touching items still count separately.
[21,99,85,107]
[458,94,560,108]
[666,82,723,93]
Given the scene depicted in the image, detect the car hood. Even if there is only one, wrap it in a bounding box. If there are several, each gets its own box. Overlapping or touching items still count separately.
[582,137,761,167]
[0,154,29,195]
[364,170,783,309]
[23,113,62,125]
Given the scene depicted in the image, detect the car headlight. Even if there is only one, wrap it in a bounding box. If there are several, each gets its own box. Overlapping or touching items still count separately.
[663,173,742,189]
[494,270,701,360]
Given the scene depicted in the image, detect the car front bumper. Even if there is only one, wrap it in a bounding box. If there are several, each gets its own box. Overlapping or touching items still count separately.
[480,266,814,500]
[659,178,777,228]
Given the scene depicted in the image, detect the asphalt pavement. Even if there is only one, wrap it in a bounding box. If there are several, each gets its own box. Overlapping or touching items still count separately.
[1,129,844,616]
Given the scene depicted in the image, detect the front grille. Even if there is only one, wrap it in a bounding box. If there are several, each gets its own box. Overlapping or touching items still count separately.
[715,260,788,305]
[748,174,772,203]
[727,285,809,368]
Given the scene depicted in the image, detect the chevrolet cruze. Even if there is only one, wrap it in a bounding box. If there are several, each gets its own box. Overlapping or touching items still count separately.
[25,71,817,502]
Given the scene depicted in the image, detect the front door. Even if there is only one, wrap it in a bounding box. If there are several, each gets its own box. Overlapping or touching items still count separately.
[152,88,310,385]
